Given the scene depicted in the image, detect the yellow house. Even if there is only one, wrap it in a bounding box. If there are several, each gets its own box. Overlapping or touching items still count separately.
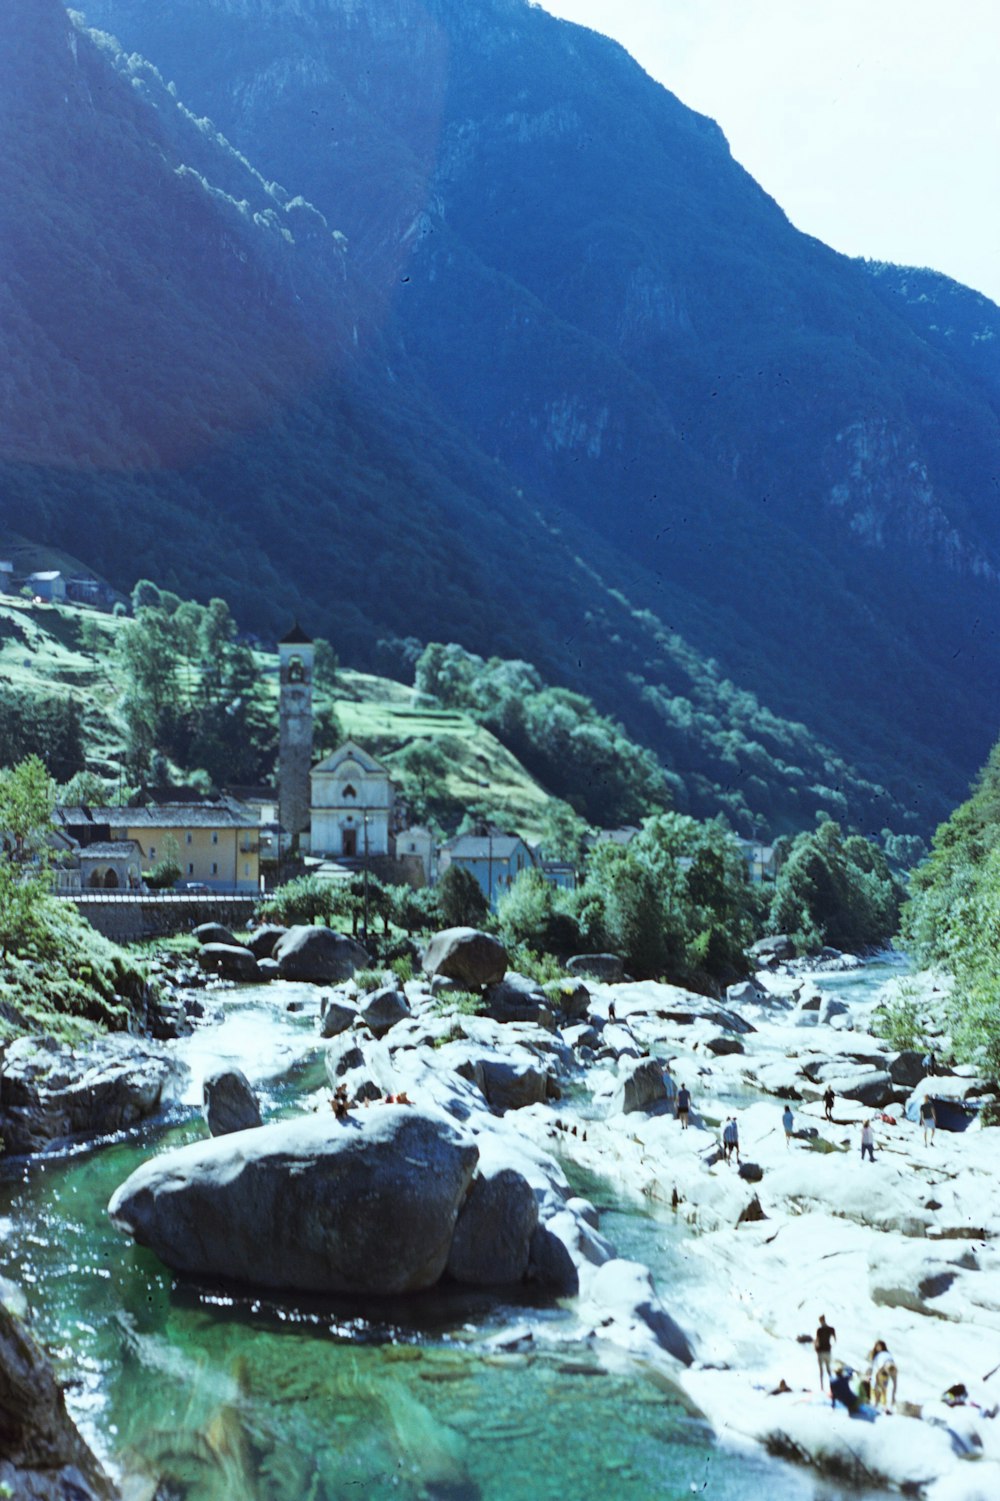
[71,798,262,892]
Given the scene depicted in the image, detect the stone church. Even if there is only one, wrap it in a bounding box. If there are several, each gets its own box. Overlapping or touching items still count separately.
[277,625,399,862]
[309,742,395,859]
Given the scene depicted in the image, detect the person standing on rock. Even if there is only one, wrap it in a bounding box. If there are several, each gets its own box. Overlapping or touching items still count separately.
[823,1086,835,1121]
[814,1314,836,1391]
[920,1096,937,1147]
[723,1116,740,1163]
[868,1340,898,1408]
[782,1103,794,1148]
[861,1119,876,1162]
[676,1083,691,1130]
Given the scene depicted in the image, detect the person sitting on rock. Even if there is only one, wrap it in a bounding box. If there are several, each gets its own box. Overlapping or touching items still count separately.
[829,1364,859,1415]
[676,1083,691,1129]
[868,1341,898,1409]
[823,1086,835,1121]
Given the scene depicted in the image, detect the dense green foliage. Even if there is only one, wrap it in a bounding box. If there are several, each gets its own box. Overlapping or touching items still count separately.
[117,585,275,785]
[901,739,1000,1074]
[436,865,488,929]
[0,756,150,1038]
[0,690,84,784]
[768,821,902,953]
[6,1,998,846]
[415,644,670,826]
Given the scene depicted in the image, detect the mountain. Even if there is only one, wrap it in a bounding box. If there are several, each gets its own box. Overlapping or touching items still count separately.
[5,0,1000,838]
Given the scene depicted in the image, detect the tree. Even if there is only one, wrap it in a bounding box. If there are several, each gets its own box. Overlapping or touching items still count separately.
[313,637,339,689]
[497,868,580,957]
[389,883,441,935]
[0,756,57,957]
[437,864,489,927]
[539,799,590,866]
[391,739,450,818]
[257,875,339,926]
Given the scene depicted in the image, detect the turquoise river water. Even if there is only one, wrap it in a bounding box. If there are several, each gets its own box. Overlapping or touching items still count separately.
[0,967,904,1500]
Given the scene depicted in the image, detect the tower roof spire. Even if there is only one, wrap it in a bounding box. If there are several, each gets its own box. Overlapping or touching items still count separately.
[279,620,313,646]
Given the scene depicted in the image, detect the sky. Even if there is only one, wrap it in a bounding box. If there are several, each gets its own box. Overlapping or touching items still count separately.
[543,0,1000,305]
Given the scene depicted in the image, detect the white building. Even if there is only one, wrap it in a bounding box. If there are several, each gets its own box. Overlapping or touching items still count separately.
[310,741,395,859]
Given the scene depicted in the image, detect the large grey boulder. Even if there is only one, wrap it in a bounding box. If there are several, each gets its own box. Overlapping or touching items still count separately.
[479,1058,551,1112]
[0,1299,116,1501]
[202,1068,262,1136]
[273,926,370,984]
[196,942,260,982]
[320,997,360,1038]
[823,1069,896,1108]
[193,921,238,947]
[0,1036,185,1155]
[446,1166,538,1285]
[484,972,553,1028]
[705,1034,745,1056]
[586,1259,694,1365]
[566,953,625,984]
[108,1107,479,1295]
[360,986,411,1038]
[246,924,288,960]
[549,980,590,1021]
[890,1050,929,1088]
[817,996,849,1025]
[609,1057,667,1115]
[422,928,507,987]
[324,1033,368,1082]
[726,979,766,1007]
[750,934,795,963]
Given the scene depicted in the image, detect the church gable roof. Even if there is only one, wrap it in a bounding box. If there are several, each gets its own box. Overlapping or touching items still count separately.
[311,740,389,777]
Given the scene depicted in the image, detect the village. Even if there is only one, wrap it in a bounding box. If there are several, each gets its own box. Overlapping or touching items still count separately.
[43,621,776,927]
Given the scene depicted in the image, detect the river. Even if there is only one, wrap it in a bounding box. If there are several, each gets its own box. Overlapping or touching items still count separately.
[0,964,905,1500]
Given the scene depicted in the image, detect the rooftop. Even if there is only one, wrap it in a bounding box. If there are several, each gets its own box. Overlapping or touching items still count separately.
[448,834,530,860]
[279,620,313,645]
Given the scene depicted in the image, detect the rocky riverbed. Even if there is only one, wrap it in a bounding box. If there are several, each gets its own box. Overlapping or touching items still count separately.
[1,932,997,1500]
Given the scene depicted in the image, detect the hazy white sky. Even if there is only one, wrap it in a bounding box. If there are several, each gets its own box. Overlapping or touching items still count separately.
[543,0,1000,305]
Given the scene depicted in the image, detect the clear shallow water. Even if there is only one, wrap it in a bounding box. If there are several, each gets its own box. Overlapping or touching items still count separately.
[0,979,893,1500]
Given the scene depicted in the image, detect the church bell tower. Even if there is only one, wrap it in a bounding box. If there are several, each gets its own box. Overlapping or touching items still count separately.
[277,622,314,850]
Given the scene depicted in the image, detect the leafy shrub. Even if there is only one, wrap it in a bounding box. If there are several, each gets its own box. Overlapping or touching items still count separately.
[353,968,386,994]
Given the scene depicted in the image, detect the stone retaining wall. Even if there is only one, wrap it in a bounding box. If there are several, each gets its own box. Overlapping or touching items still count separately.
[68,895,257,942]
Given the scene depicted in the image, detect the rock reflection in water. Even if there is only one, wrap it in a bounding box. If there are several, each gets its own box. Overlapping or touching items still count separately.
[114,1331,478,1501]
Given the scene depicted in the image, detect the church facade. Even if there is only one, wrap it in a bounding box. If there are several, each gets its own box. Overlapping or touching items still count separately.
[309,741,395,859]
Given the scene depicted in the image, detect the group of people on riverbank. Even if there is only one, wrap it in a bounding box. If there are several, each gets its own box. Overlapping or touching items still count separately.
[815,1316,899,1412]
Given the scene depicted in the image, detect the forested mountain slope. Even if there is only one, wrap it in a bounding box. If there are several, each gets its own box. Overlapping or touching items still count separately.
[6,0,1000,837]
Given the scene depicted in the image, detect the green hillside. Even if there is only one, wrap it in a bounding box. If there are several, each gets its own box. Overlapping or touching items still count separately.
[0,594,556,837]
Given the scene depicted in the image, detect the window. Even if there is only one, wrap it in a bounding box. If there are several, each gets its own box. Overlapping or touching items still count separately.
[185,832,193,845]
[149,846,156,858]
[211,862,218,876]
[343,784,357,799]
[212,832,219,845]
[244,862,250,877]
[187,862,194,875]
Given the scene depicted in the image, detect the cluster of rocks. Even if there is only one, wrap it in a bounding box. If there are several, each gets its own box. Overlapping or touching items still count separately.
[0,1034,186,1155]
[192,921,370,986]
[106,925,700,1379]
[0,1282,117,1501]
